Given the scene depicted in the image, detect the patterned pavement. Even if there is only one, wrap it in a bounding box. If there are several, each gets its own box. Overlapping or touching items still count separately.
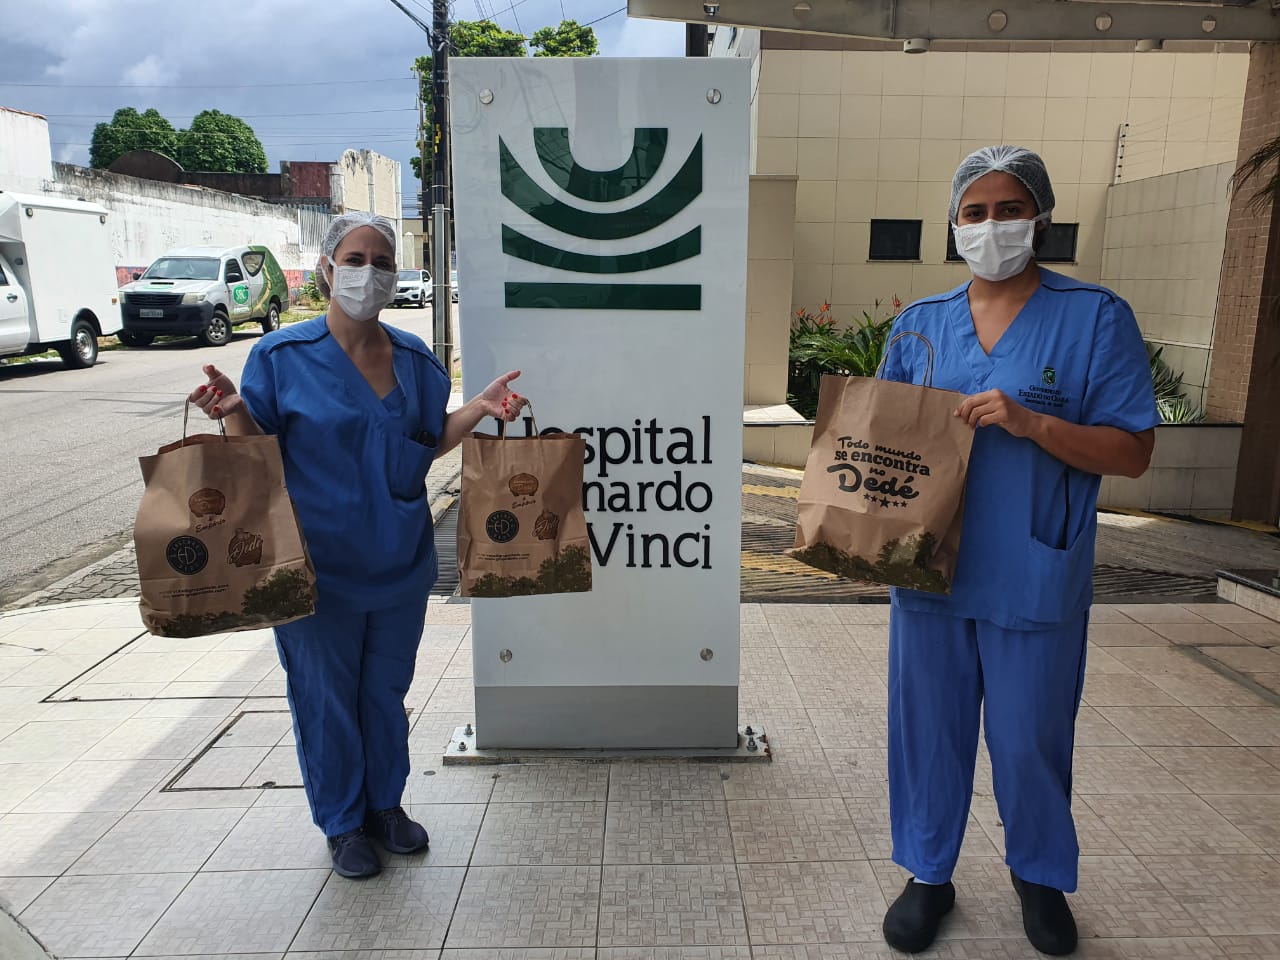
[1,596,1279,957]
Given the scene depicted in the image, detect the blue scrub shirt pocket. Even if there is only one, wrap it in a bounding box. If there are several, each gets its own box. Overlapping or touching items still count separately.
[1023,530,1093,624]
[388,432,436,501]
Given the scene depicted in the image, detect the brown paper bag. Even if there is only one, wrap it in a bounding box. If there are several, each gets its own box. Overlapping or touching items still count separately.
[457,417,592,598]
[134,404,317,637]
[788,333,975,593]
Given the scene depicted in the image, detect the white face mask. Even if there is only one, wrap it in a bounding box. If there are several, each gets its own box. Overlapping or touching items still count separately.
[952,213,1050,282]
[327,257,397,321]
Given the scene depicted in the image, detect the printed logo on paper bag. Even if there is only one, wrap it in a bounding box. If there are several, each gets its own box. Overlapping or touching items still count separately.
[486,510,520,544]
[825,437,930,510]
[166,536,209,576]
[188,488,226,518]
[227,529,264,567]
[509,473,539,497]
[499,128,703,311]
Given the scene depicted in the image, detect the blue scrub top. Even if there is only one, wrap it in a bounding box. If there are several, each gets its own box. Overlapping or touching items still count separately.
[239,316,452,612]
[880,269,1160,629]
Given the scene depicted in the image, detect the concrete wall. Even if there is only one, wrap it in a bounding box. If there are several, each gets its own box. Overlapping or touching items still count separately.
[744,43,1249,319]
[0,108,53,192]
[1102,162,1234,411]
[1102,424,1242,517]
[334,149,401,219]
[49,163,321,283]
[746,175,798,406]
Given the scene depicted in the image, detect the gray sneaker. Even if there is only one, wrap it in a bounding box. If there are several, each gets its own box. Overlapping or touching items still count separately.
[365,806,430,855]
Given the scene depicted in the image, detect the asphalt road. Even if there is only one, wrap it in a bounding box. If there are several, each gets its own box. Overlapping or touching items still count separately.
[0,304,450,599]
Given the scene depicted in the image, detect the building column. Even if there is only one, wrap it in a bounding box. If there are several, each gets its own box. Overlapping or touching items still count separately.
[1208,42,1280,524]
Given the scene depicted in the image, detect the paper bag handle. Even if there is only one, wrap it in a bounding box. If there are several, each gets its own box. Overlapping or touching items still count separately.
[496,400,539,439]
[876,331,936,387]
[181,398,227,446]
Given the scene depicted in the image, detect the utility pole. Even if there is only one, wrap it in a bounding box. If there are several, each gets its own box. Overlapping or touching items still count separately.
[430,0,452,376]
[387,0,453,373]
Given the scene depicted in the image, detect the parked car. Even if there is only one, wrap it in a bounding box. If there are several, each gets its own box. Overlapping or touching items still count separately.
[426,269,459,304]
[394,268,430,308]
[0,193,121,370]
[119,244,289,347]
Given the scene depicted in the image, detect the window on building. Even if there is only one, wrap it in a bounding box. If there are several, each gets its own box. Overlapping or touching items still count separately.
[946,223,1080,264]
[869,219,923,261]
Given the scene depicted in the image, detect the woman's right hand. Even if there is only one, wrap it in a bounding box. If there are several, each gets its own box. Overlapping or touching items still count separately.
[189,364,244,420]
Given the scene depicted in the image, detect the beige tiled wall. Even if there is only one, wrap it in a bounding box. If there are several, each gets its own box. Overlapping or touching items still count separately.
[1101,162,1233,411]
[745,175,798,406]
[754,47,1249,325]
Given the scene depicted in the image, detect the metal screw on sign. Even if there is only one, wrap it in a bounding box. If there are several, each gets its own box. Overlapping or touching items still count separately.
[747,736,758,752]
[457,740,468,752]
[744,725,754,737]
[700,648,714,661]
[499,649,513,663]
[464,723,474,737]
[706,89,722,105]
[479,89,495,105]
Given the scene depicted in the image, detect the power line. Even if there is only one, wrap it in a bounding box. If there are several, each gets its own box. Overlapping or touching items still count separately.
[582,5,626,27]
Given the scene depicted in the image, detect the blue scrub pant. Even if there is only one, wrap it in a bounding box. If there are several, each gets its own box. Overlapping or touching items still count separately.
[274,599,427,837]
[888,606,1088,892]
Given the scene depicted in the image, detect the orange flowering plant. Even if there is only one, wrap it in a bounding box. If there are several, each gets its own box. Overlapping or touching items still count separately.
[787,297,902,419]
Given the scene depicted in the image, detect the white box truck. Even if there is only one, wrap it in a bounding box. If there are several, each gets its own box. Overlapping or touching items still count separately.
[0,193,121,369]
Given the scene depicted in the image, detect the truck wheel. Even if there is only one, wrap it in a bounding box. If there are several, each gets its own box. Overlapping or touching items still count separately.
[261,302,281,334]
[58,319,99,369]
[200,311,231,347]
[118,330,154,347]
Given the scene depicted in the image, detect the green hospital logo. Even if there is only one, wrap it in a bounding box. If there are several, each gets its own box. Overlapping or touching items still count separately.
[1042,366,1056,386]
[499,128,702,311]
[232,284,250,305]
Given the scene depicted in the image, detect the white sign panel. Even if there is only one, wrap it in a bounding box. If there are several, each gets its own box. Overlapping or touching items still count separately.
[451,58,749,748]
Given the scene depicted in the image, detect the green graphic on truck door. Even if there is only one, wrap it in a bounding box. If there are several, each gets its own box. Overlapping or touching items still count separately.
[243,247,285,317]
[232,284,250,306]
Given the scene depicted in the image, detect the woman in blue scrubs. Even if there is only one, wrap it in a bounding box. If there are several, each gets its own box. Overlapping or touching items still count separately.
[189,212,527,879]
[878,147,1160,955]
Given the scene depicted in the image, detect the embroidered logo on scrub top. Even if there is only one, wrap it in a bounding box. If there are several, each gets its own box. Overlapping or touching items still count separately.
[486,510,520,544]
[166,536,209,576]
[1018,368,1070,412]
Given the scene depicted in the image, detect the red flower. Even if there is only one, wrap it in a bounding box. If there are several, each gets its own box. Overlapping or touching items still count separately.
[892,296,903,310]
[820,301,831,314]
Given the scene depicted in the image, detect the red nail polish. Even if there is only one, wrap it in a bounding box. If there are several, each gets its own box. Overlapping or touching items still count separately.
[213,406,220,414]
[198,385,207,393]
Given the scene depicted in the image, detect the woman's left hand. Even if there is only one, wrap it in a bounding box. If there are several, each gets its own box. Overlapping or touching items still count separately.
[478,370,528,422]
[956,389,1039,438]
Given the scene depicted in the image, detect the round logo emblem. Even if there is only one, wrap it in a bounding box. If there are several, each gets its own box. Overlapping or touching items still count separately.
[166,536,209,576]
[485,510,519,544]
[232,284,250,305]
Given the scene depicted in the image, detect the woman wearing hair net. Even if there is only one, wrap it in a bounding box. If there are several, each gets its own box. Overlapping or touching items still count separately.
[877,147,1159,955]
[187,212,527,879]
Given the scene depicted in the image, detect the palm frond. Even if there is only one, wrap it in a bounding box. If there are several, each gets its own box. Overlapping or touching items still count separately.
[1229,135,1280,215]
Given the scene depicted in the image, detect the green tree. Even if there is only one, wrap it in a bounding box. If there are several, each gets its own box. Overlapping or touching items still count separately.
[530,19,599,57]
[176,109,268,174]
[410,19,528,182]
[89,107,179,168]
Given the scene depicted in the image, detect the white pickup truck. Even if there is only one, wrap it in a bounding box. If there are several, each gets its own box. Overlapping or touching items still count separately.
[0,193,121,369]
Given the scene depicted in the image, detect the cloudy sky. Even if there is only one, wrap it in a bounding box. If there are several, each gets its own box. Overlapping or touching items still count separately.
[0,0,685,215]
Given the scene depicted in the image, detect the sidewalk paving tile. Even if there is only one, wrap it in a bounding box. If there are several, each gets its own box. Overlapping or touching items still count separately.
[1,598,1279,955]
[19,871,192,958]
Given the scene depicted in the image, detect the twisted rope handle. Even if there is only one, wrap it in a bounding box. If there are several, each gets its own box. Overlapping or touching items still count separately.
[181,398,227,447]
[876,331,937,388]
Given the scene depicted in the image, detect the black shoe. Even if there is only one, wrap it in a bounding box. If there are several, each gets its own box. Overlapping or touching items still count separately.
[882,879,956,954]
[326,828,382,879]
[365,806,430,855]
[1012,870,1078,956]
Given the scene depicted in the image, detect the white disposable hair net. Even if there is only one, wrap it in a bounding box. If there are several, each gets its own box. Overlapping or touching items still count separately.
[315,211,398,296]
[321,210,398,260]
[949,145,1056,225]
